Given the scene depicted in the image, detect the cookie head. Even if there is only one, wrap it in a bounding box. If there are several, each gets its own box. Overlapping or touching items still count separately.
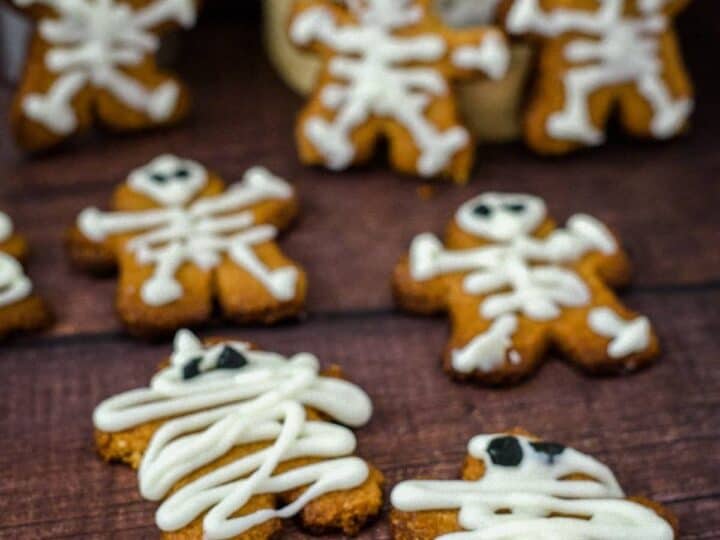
[455,192,546,242]
[127,154,208,207]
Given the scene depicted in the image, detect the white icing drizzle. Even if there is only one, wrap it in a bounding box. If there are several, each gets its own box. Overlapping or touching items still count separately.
[0,212,33,308]
[15,0,197,134]
[409,193,629,370]
[127,154,207,207]
[506,0,693,144]
[94,330,373,540]
[391,434,674,539]
[452,314,519,373]
[290,0,509,176]
[588,307,651,359]
[77,162,298,306]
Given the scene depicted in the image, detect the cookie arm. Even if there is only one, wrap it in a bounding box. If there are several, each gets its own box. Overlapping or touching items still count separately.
[443,27,511,83]
[288,0,353,57]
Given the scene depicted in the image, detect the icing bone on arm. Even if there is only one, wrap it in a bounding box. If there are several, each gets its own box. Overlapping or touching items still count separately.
[10,0,200,152]
[67,155,307,337]
[499,0,694,155]
[290,0,510,183]
[390,430,678,540]
[93,329,384,539]
[393,192,659,385]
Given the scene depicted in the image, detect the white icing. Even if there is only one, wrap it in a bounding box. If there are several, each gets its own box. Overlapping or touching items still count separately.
[391,433,674,540]
[127,154,207,207]
[589,307,651,359]
[0,212,32,308]
[506,0,693,144]
[0,252,33,308]
[408,193,636,371]
[452,314,518,373]
[436,0,502,27]
[78,162,298,306]
[94,330,373,540]
[0,211,14,243]
[15,0,197,134]
[290,1,509,176]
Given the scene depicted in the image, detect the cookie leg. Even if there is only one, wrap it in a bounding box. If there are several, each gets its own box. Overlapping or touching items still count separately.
[94,58,191,132]
[618,31,693,140]
[11,36,94,151]
[296,84,380,170]
[215,242,307,325]
[386,95,473,183]
[551,296,660,374]
[525,57,617,155]
[445,306,550,385]
[116,249,213,337]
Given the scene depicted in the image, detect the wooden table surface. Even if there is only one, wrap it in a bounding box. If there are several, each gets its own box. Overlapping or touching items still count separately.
[1,2,719,539]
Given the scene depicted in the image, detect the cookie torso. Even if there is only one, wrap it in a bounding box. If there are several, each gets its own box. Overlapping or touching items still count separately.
[69,155,307,336]
[94,330,383,539]
[503,0,693,153]
[11,0,199,150]
[394,192,659,384]
[290,0,509,182]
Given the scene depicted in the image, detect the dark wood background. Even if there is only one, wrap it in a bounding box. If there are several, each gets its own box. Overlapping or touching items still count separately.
[1,1,718,538]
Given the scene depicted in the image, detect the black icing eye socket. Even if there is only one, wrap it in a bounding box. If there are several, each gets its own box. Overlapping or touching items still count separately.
[174,168,190,180]
[530,441,566,464]
[504,203,526,213]
[150,172,168,184]
[473,204,493,218]
[487,436,524,467]
[216,346,248,370]
[182,357,203,380]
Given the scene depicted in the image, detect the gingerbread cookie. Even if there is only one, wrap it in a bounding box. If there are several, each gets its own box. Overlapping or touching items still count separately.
[94,329,384,539]
[0,211,52,337]
[289,0,510,182]
[393,192,659,385]
[391,429,678,539]
[67,155,307,336]
[9,0,199,152]
[501,0,694,154]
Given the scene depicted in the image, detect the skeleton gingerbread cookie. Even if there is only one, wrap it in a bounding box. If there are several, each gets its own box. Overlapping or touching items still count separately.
[94,329,384,539]
[391,430,678,539]
[289,0,510,182]
[0,211,52,337]
[67,155,307,337]
[9,0,200,151]
[393,192,659,385]
[500,0,694,154]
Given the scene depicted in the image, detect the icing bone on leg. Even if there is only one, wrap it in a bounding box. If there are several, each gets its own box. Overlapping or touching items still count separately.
[588,307,652,359]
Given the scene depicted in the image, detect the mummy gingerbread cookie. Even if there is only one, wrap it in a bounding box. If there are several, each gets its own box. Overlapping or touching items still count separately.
[67,155,307,336]
[501,0,694,154]
[393,193,659,385]
[391,430,678,539]
[0,211,52,337]
[94,330,384,539]
[289,0,510,182]
[9,0,199,151]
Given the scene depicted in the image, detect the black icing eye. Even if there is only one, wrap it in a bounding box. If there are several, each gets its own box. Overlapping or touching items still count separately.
[487,436,524,467]
[504,203,525,213]
[530,441,565,464]
[473,204,493,218]
[174,168,190,180]
[216,346,248,370]
[150,172,168,183]
[182,357,203,380]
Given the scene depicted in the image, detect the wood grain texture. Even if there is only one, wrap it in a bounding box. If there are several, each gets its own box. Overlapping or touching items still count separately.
[0,1,719,538]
